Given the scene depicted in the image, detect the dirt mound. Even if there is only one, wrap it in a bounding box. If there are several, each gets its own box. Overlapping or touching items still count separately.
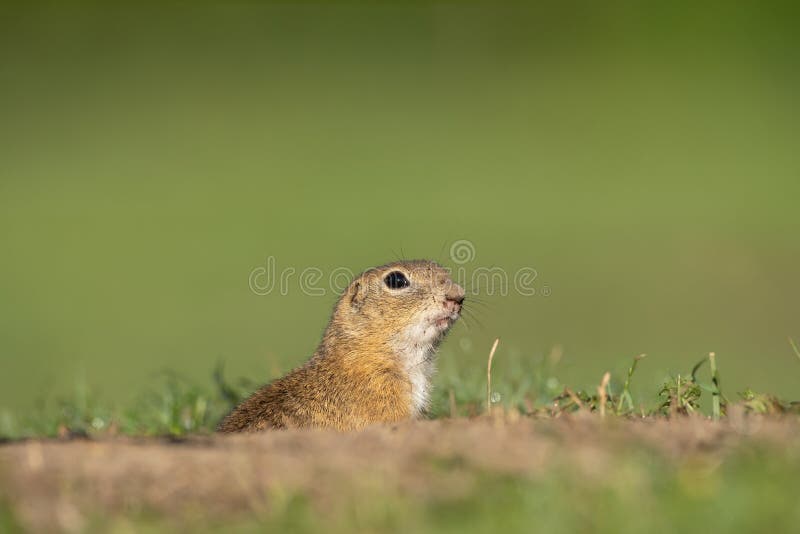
[2,415,798,532]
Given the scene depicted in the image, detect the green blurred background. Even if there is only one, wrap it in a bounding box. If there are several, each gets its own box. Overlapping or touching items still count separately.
[1,2,798,414]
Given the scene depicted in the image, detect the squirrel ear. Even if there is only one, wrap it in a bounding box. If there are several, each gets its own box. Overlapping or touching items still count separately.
[347,280,367,310]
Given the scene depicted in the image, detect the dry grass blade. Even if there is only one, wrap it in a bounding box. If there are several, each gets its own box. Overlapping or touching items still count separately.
[598,372,611,418]
[486,338,500,413]
[789,337,800,363]
[564,388,584,410]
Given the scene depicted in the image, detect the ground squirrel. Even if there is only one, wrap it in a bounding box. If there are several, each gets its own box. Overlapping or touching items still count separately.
[218,260,465,432]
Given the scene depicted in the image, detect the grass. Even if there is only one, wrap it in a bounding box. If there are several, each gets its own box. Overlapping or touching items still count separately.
[0,364,255,439]
[1,346,797,440]
[1,348,799,533]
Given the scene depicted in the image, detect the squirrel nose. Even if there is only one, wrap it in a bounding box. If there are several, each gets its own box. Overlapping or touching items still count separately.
[448,294,465,305]
[445,283,465,305]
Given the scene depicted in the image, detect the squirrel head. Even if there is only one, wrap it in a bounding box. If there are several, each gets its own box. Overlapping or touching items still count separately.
[326,260,465,354]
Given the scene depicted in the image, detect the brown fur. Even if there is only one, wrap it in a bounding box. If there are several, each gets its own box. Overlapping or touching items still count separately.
[217,260,464,432]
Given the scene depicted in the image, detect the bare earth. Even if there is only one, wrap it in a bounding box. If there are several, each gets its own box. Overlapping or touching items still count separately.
[2,414,799,532]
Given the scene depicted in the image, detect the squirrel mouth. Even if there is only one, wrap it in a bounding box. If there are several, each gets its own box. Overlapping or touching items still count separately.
[434,313,459,330]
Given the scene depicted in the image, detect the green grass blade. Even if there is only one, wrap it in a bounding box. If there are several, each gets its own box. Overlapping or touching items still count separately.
[616,354,645,415]
[709,352,720,421]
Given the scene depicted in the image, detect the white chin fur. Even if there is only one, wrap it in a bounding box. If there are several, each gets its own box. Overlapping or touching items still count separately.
[391,314,455,417]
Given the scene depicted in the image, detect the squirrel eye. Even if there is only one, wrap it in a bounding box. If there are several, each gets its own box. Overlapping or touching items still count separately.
[384,271,410,290]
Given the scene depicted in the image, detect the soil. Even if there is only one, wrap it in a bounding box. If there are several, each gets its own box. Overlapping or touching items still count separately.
[2,413,798,532]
